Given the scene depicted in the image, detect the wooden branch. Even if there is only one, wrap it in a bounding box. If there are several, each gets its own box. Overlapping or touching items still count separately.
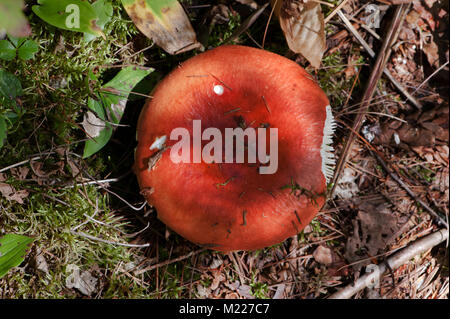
[371,150,448,228]
[328,228,448,299]
[336,9,423,109]
[331,4,410,194]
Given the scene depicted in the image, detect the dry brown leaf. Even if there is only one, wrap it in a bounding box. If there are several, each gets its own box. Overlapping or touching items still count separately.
[0,182,29,204]
[122,0,201,55]
[345,200,406,271]
[423,40,440,68]
[271,0,326,68]
[10,166,29,180]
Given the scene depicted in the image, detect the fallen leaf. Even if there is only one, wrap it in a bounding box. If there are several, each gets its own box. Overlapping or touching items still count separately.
[81,110,106,139]
[209,257,223,270]
[210,272,226,290]
[273,284,286,299]
[121,0,201,55]
[423,40,439,68]
[238,284,254,299]
[344,200,406,271]
[10,166,29,180]
[271,0,326,68]
[196,283,211,298]
[0,182,28,204]
[65,264,98,296]
[33,247,49,275]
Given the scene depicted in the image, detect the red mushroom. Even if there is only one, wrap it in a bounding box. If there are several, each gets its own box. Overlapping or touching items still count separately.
[135,45,335,251]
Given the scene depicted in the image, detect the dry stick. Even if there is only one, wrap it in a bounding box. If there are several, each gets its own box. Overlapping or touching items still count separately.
[371,150,448,228]
[134,248,206,275]
[262,0,278,49]
[331,5,409,194]
[411,60,449,96]
[324,0,352,24]
[225,2,269,44]
[328,228,448,299]
[336,118,447,227]
[336,9,423,109]
[70,230,150,248]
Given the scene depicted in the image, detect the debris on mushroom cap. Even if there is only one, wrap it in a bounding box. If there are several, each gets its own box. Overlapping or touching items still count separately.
[135,45,334,251]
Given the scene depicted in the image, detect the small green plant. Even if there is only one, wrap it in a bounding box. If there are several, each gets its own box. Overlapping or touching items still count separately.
[0,36,39,61]
[250,279,269,299]
[0,69,24,148]
[310,218,326,236]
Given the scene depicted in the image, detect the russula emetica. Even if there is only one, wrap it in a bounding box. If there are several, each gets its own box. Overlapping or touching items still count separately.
[135,45,335,251]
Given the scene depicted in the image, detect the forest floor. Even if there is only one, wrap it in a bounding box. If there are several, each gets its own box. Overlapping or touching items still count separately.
[0,0,448,299]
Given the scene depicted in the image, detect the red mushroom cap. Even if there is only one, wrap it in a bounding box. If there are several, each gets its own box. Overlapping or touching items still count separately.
[135,45,334,251]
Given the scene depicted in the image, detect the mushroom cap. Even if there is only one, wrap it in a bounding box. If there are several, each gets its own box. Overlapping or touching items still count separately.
[135,45,332,251]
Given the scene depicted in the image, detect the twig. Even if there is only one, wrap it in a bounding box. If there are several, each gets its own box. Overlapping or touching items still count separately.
[225,2,269,44]
[262,0,278,49]
[371,150,448,228]
[70,230,150,248]
[134,248,206,275]
[336,9,423,109]
[328,228,448,299]
[67,178,121,188]
[331,5,410,194]
[412,60,449,96]
[324,0,352,24]
[0,155,48,173]
[228,252,246,285]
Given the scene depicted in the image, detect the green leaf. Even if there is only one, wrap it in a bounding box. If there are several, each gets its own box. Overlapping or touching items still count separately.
[7,35,26,48]
[0,234,34,278]
[0,115,7,148]
[0,69,23,101]
[82,96,113,159]
[0,40,16,61]
[32,0,104,37]
[0,0,31,37]
[121,0,200,54]
[17,40,39,60]
[84,0,113,42]
[82,67,153,158]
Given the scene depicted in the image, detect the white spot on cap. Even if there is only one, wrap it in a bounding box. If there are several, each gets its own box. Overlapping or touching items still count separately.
[213,84,224,96]
[150,135,167,150]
